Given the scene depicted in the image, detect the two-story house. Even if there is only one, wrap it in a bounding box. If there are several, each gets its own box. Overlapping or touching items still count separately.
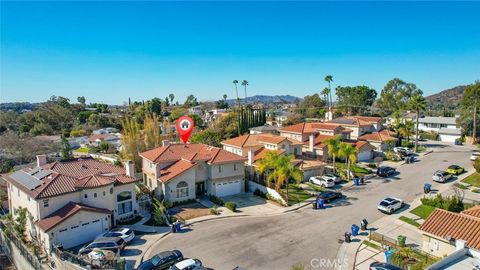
[221,133,303,157]
[3,156,139,252]
[418,116,462,143]
[139,143,246,201]
[358,129,398,152]
[328,116,383,139]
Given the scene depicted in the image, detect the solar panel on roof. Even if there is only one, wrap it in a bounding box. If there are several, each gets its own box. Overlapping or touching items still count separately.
[11,171,43,190]
[34,170,52,180]
[28,167,42,175]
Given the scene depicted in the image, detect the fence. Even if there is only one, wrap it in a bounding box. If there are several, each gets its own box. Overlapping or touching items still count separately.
[369,231,398,250]
[0,228,43,270]
[54,247,123,269]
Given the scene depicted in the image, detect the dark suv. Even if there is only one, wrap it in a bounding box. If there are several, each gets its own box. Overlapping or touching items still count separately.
[138,250,184,270]
[376,166,396,177]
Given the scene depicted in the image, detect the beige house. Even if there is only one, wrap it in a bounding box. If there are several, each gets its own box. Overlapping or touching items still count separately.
[358,129,398,152]
[3,156,139,252]
[419,206,480,258]
[221,133,304,157]
[140,142,246,201]
[328,116,383,139]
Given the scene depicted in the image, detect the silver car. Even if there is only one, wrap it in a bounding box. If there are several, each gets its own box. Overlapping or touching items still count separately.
[432,170,452,183]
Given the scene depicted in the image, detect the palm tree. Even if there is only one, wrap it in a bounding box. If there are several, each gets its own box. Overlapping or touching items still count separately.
[409,94,427,152]
[324,75,333,108]
[223,94,227,102]
[233,80,239,105]
[325,136,341,172]
[403,120,415,142]
[169,93,175,104]
[233,80,240,136]
[338,142,358,181]
[321,87,330,108]
[241,80,249,102]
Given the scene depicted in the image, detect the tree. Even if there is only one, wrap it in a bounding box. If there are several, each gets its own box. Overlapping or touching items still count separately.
[321,87,330,108]
[399,120,414,142]
[325,136,341,172]
[377,78,423,115]
[143,113,162,150]
[409,94,427,152]
[338,142,358,181]
[190,129,223,147]
[242,80,249,101]
[296,93,326,119]
[459,81,480,143]
[233,80,239,105]
[14,207,27,242]
[335,85,377,115]
[60,136,73,160]
[77,96,86,105]
[169,93,175,104]
[223,94,227,101]
[184,95,199,108]
[121,117,145,171]
[169,108,187,122]
[151,198,167,226]
[324,75,333,107]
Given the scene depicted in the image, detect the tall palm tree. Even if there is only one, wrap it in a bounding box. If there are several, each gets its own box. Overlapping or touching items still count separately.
[241,80,249,102]
[223,94,227,102]
[321,87,330,108]
[324,75,333,108]
[233,80,240,136]
[168,93,175,104]
[325,136,341,172]
[233,80,239,105]
[338,142,358,181]
[409,95,427,152]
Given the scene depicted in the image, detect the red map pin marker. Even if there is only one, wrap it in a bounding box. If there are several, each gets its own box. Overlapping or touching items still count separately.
[176,116,194,144]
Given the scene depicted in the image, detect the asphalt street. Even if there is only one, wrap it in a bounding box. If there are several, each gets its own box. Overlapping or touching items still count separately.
[144,143,475,270]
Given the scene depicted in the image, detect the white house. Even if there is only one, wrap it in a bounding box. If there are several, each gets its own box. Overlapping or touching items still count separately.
[140,142,246,200]
[418,117,461,143]
[3,156,139,252]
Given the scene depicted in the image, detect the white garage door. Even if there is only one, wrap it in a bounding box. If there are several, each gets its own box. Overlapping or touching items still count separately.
[57,218,104,249]
[216,180,242,197]
[439,134,458,143]
[357,150,372,162]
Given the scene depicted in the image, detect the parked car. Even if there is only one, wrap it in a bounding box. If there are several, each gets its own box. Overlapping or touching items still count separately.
[446,165,464,175]
[377,197,404,214]
[393,147,413,156]
[78,237,126,255]
[470,152,480,161]
[376,166,396,177]
[369,262,402,270]
[96,227,135,243]
[309,176,335,188]
[316,191,343,203]
[322,173,342,183]
[170,259,203,270]
[432,170,453,183]
[138,250,184,270]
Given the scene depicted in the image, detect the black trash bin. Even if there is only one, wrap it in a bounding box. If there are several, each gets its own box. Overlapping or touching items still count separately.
[344,232,351,243]
[361,219,368,230]
[171,224,177,233]
[360,177,365,185]
[312,200,318,209]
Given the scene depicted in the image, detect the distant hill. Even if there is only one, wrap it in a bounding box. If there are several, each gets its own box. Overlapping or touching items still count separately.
[425,85,466,106]
[226,95,300,105]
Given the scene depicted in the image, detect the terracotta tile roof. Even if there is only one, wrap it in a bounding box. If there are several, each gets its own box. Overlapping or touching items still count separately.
[330,116,381,127]
[354,140,375,151]
[36,202,111,232]
[159,160,197,182]
[253,148,286,163]
[462,205,480,219]
[221,134,256,148]
[379,129,397,137]
[358,131,398,142]
[303,134,334,149]
[221,134,303,148]
[279,122,342,134]
[5,158,138,199]
[140,143,246,165]
[419,208,480,250]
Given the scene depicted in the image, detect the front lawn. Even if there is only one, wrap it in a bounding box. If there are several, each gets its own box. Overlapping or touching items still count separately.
[410,204,437,219]
[280,184,313,206]
[462,172,480,187]
[305,183,325,192]
[336,163,370,175]
[399,216,420,227]
[75,147,91,153]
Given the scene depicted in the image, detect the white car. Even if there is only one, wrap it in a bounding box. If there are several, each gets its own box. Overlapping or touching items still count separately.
[394,147,413,156]
[309,176,335,188]
[377,197,404,214]
[322,173,342,183]
[432,170,453,183]
[471,152,480,161]
[96,228,135,243]
[170,258,203,270]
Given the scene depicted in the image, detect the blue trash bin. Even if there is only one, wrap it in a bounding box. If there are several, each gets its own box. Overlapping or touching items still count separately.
[175,222,181,232]
[318,199,325,209]
[424,183,432,194]
[353,177,359,186]
[351,224,359,236]
[385,250,392,263]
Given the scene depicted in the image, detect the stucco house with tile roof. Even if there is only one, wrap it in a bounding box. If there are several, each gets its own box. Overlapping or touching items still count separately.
[140,142,246,200]
[327,116,383,139]
[3,155,139,252]
[221,133,304,157]
[419,207,480,257]
[357,129,398,152]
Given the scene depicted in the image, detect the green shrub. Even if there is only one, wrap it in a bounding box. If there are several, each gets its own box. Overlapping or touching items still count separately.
[163,200,174,209]
[421,194,464,213]
[474,158,480,173]
[253,188,267,198]
[208,195,224,206]
[225,202,237,212]
[385,150,402,161]
[367,163,377,169]
[172,199,196,207]
[472,188,480,193]
[210,206,220,215]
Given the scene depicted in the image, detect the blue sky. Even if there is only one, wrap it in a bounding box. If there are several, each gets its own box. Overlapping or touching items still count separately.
[1,1,479,104]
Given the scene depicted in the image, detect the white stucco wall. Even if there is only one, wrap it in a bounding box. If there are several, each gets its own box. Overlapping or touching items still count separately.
[164,169,196,202]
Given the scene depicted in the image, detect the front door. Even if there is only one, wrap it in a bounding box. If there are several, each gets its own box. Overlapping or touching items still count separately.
[196,182,205,195]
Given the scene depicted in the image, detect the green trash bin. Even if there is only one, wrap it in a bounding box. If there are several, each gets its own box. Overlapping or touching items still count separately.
[397,235,407,247]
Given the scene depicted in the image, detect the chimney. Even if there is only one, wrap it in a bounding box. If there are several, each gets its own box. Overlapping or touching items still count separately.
[309,134,314,152]
[247,150,254,166]
[162,140,170,147]
[455,239,466,251]
[36,155,47,167]
[125,160,135,177]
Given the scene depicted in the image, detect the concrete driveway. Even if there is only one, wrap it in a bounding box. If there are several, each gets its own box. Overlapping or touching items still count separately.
[222,193,284,215]
[144,143,476,270]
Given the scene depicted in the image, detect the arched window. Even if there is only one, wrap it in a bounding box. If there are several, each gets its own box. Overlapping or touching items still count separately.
[176,181,189,198]
[117,191,132,215]
[117,191,132,202]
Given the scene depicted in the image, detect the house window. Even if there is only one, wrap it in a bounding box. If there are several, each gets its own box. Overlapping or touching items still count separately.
[94,193,97,198]
[218,165,222,173]
[176,181,189,198]
[234,163,237,171]
[17,188,20,197]
[117,191,133,215]
[103,191,106,196]
[71,225,79,229]
[82,222,90,226]
[84,194,88,199]
[59,228,67,232]
[43,200,49,207]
